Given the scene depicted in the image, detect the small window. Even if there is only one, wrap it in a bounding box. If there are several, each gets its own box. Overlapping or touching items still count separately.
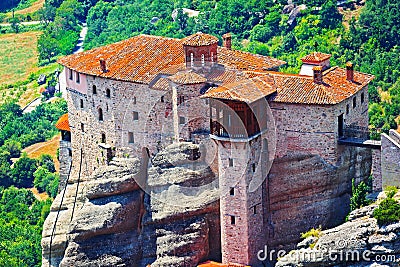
[211,52,214,62]
[106,88,111,98]
[128,132,134,143]
[178,95,185,105]
[179,116,185,125]
[252,163,256,172]
[69,69,73,80]
[230,187,235,196]
[353,97,357,108]
[230,216,236,225]
[133,111,139,121]
[98,108,103,121]
[161,96,164,103]
[346,104,349,115]
[101,133,106,143]
[229,158,234,167]
[133,96,137,104]
[93,85,97,95]
[76,72,80,83]
[201,54,205,66]
[205,99,209,105]
[361,92,365,104]
[190,53,194,67]
[253,205,257,214]
[80,99,84,109]
[81,123,84,132]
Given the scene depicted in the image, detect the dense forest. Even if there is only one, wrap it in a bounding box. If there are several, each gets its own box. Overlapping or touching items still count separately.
[0,99,67,266]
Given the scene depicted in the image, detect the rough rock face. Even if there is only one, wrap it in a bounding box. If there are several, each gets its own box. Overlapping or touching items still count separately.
[41,142,220,267]
[276,203,400,267]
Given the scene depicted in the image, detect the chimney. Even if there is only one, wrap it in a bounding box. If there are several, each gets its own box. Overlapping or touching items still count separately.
[222,33,232,50]
[313,66,323,84]
[100,58,107,72]
[346,62,354,81]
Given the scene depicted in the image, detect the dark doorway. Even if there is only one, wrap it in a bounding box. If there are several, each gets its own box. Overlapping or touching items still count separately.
[338,114,344,138]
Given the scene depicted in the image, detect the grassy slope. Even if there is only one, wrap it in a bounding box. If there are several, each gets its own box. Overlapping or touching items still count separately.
[22,134,60,172]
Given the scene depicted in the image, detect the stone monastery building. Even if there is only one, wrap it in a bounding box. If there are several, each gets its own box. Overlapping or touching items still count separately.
[56,32,375,266]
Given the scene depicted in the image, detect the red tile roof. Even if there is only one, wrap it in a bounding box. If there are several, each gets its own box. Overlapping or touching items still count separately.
[202,75,277,103]
[270,66,374,104]
[301,52,331,64]
[58,34,285,84]
[182,32,219,46]
[169,70,207,84]
[203,66,374,105]
[55,113,70,131]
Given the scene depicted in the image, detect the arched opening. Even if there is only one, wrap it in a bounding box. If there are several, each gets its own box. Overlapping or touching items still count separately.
[98,108,103,121]
[161,96,164,103]
[106,88,111,98]
[92,85,97,95]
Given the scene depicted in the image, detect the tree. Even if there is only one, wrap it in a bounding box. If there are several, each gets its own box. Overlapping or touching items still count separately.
[3,140,21,158]
[320,0,342,29]
[38,154,55,173]
[350,179,371,211]
[37,33,60,63]
[38,3,56,26]
[11,154,37,188]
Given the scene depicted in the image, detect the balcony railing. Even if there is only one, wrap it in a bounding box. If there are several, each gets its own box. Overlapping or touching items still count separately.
[342,125,380,141]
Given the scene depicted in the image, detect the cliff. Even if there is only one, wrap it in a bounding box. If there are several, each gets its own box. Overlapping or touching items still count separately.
[276,193,400,267]
[41,142,220,267]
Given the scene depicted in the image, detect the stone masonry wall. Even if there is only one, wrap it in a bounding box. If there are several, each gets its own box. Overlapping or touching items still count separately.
[58,139,72,192]
[381,129,400,188]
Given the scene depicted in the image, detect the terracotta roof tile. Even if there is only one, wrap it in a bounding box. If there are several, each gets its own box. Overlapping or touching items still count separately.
[269,66,374,104]
[182,32,219,46]
[202,75,277,103]
[218,46,286,71]
[168,70,207,84]
[203,67,374,105]
[151,77,170,91]
[58,35,285,84]
[301,52,331,64]
[55,113,70,131]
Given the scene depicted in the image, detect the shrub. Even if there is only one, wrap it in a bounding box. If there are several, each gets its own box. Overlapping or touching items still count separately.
[301,226,322,239]
[385,186,398,199]
[350,179,371,211]
[373,198,400,226]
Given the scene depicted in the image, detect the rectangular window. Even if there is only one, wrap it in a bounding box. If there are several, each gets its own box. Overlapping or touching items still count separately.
[81,123,84,132]
[76,72,80,83]
[179,116,185,125]
[69,69,73,80]
[361,92,365,104]
[133,111,139,121]
[230,216,236,225]
[252,163,256,172]
[353,97,357,108]
[229,158,234,167]
[346,104,349,115]
[133,97,137,104]
[230,187,235,196]
[178,95,185,105]
[253,205,257,214]
[128,132,134,143]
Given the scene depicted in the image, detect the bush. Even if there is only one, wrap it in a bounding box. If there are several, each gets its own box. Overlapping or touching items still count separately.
[385,186,398,199]
[373,198,400,226]
[350,179,371,211]
[301,226,322,239]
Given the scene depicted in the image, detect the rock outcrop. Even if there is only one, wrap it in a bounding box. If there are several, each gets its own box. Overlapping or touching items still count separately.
[276,199,400,267]
[41,142,220,267]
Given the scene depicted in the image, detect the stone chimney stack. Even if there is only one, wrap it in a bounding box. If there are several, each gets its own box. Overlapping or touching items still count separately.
[222,33,232,50]
[346,62,354,81]
[100,59,107,72]
[313,66,323,84]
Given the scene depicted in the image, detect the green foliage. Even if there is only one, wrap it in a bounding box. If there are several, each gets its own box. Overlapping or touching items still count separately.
[384,186,398,199]
[350,179,371,211]
[301,226,322,239]
[11,154,37,188]
[0,187,51,267]
[33,166,59,197]
[373,198,400,226]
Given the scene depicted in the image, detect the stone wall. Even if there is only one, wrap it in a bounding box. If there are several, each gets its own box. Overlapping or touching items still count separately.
[381,129,400,188]
[58,139,72,192]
